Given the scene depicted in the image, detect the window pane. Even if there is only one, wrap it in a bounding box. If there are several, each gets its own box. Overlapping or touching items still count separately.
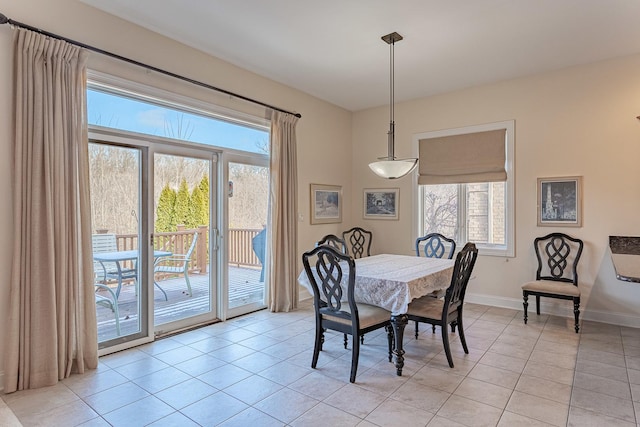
[87,88,269,154]
[422,184,458,238]
[466,182,505,245]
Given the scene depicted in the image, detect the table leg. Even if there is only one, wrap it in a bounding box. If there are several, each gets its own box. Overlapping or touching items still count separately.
[390,314,408,376]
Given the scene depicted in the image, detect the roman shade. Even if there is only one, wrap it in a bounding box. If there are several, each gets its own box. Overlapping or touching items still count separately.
[418,129,507,185]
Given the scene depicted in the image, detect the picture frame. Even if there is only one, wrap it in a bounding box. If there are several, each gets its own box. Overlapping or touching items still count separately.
[310,184,342,224]
[363,188,399,220]
[537,176,583,227]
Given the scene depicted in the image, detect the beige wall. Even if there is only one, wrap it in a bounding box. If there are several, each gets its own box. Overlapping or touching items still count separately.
[2,0,640,391]
[352,54,640,326]
[0,0,352,387]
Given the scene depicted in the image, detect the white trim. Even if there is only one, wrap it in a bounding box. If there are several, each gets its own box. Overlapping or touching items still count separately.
[412,120,515,257]
[465,292,640,329]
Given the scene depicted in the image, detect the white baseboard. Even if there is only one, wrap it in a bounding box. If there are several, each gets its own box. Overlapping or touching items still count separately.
[466,292,640,329]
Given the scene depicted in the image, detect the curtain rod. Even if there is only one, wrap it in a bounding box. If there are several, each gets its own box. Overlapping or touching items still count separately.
[0,13,302,119]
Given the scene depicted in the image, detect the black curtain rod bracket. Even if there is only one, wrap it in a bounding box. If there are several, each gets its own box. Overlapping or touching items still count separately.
[0,12,301,118]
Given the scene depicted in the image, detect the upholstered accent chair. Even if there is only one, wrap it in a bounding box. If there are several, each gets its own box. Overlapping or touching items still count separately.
[522,232,584,333]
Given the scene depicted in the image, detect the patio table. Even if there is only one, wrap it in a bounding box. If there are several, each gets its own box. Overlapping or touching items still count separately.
[94,250,172,299]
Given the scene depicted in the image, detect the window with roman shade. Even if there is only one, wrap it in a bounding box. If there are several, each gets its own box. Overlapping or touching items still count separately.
[418,129,507,185]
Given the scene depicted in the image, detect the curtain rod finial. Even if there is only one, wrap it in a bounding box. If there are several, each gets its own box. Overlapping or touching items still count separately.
[0,14,9,25]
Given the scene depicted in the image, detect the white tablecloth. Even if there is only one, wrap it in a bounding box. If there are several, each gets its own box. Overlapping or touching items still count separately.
[298,253,454,315]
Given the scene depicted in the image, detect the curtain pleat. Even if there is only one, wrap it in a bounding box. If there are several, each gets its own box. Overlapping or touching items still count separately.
[4,29,97,393]
[268,111,299,312]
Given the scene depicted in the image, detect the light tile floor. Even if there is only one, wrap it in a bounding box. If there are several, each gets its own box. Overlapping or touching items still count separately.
[2,301,639,426]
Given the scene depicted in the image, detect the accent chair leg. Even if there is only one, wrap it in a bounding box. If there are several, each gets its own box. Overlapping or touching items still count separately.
[523,292,529,324]
[536,295,541,315]
[343,334,348,349]
[573,297,581,333]
[350,334,360,383]
[457,312,468,354]
[311,320,323,369]
[415,321,419,339]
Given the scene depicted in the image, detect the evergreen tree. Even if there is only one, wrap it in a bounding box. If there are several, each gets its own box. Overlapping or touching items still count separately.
[155,184,177,232]
[174,178,191,228]
[191,186,206,227]
[199,175,210,227]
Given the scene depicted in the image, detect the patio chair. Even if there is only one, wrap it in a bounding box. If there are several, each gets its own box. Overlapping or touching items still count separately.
[154,232,199,297]
[252,228,266,282]
[92,233,137,288]
[95,280,121,336]
[302,245,394,383]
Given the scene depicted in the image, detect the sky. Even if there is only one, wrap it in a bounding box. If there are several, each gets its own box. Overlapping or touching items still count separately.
[87,89,269,154]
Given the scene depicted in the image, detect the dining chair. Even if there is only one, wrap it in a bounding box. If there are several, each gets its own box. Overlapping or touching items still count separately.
[154,231,199,298]
[407,242,478,368]
[414,232,457,334]
[415,232,456,259]
[302,245,394,383]
[342,227,372,259]
[522,232,584,333]
[316,234,347,254]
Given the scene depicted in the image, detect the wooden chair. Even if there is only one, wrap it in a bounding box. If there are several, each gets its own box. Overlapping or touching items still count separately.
[415,232,456,259]
[407,242,478,368]
[316,234,347,254]
[302,245,393,383]
[414,232,457,334]
[522,233,584,333]
[154,232,199,297]
[342,227,372,259]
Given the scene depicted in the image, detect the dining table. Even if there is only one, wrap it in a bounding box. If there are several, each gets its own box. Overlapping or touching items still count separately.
[298,253,455,376]
[93,249,172,299]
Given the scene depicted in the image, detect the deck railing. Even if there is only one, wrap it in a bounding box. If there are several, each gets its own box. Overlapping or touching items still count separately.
[107,226,263,273]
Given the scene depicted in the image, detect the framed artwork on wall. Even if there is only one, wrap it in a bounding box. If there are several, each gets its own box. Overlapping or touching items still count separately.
[310,184,342,224]
[363,188,399,220]
[537,176,583,227]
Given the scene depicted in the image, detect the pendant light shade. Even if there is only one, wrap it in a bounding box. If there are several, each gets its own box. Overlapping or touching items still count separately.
[368,32,418,180]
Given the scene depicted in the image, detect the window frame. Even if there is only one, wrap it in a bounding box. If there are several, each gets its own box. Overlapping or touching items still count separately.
[413,120,515,257]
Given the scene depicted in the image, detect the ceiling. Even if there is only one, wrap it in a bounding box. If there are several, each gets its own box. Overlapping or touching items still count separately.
[81,0,640,112]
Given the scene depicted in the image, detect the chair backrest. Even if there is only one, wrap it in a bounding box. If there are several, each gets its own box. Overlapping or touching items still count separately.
[416,233,456,259]
[185,232,199,258]
[92,234,118,253]
[443,242,478,314]
[534,233,583,285]
[342,227,372,259]
[302,245,357,326]
[316,234,347,254]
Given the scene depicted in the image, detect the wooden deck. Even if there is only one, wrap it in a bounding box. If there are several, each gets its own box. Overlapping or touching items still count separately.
[96,266,264,342]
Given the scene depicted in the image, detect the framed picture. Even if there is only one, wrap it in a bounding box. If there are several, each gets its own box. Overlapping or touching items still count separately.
[537,176,583,227]
[310,184,342,224]
[364,188,399,220]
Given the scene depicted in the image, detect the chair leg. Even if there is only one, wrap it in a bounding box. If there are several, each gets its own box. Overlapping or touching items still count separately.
[432,324,436,333]
[154,281,168,301]
[184,268,192,296]
[343,334,348,349]
[457,312,468,354]
[441,323,454,368]
[573,297,581,333]
[415,321,419,339]
[536,295,541,315]
[350,334,360,383]
[523,292,529,324]
[311,321,323,369]
[361,335,365,345]
[385,325,394,362]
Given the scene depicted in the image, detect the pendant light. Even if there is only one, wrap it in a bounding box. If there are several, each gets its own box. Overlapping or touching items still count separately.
[368,32,418,179]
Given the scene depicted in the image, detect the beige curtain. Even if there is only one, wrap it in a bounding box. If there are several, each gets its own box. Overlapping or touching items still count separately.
[268,111,299,312]
[5,29,98,393]
[418,129,507,185]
